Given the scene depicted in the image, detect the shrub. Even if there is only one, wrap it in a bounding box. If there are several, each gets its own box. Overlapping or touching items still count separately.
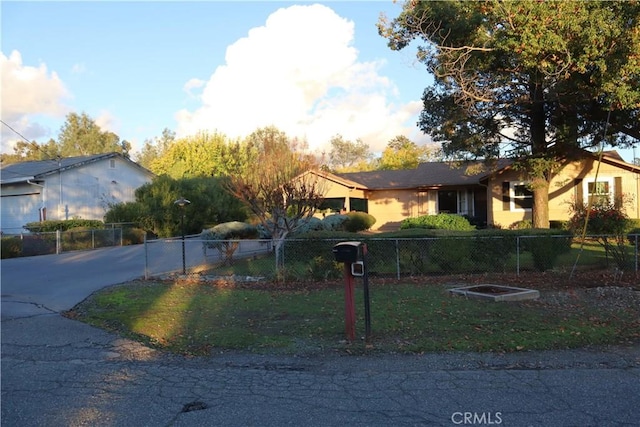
[61,227,116,251]
[550,220,570,230]
[293,230,360,240]
[103,201,145,224]
[526,236,562,272]
[518,230,573,272]
[122,228,146,245]
[429,237,473,272]
[626,220,640,245]
[291,217,324,235]
[568,198,633,270]
[20,234,56,256]
[201,222,258,265]
[509,220,532,230]
[401,213,475,231]
[24,219,104,232]
[343,212,376,232]
[568,199,632,236]
[305,255,342,280]
[284,237,338,265]
[321,214,348,231]
[1,236,22,259]
[470,232,518,272]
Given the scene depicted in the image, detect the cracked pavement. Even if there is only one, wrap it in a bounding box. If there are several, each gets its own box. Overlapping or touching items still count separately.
[2,249,640,426]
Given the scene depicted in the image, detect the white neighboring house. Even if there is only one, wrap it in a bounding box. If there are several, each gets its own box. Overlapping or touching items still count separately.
[0,152,155,234]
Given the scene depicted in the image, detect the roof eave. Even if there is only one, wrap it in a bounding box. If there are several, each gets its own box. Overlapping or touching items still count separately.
[0,176,36,185]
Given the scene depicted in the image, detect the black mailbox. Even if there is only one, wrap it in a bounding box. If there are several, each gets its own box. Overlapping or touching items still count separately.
[332,241,363,263]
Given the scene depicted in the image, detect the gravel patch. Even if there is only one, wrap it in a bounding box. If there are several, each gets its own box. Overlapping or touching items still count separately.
[538,286,640,310]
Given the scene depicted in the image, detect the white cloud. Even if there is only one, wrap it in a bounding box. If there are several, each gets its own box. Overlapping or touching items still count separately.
[183,78,205,96]
[94,110,120,135]
[175,4,421,152]
[0,50,70,150]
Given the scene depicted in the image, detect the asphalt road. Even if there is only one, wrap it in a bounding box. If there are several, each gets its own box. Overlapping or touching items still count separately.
[2,247,640,426]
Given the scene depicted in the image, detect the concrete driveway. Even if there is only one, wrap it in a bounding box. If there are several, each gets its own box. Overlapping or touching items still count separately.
[1,245,147,318]
[2,246,640,426]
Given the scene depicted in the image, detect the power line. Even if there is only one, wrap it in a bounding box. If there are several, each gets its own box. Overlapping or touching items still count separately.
[0,119,33,144]
[0,119,59,162]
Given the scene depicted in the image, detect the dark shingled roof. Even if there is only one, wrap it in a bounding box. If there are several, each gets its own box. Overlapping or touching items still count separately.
[334,160,513,190]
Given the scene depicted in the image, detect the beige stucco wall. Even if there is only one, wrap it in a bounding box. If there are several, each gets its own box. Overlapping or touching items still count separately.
[488,158,640,227]
[320,178,425,230]
[367,189,421,230]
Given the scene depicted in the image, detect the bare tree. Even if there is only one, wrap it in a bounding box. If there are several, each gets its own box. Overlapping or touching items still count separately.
[225,127,326,272]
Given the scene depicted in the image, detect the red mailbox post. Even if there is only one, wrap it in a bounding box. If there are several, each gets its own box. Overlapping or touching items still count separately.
[343,263,356,341]
[332,241,371,343]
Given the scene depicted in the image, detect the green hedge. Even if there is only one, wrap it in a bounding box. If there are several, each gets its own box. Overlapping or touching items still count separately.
[1,237,22,259]
[517,229,573,271]
[400,214,475,231]
[24,219,104,232]
[343,212,376,232]
[120,228,146,245]
[60,227,118,250]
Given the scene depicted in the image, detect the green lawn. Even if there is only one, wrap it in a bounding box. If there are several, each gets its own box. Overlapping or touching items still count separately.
[67,279,640,356]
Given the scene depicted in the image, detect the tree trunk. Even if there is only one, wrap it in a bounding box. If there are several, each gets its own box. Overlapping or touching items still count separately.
[529,78,551,229]
[274,238,284,273]
[532,178,550,229]
[272,230,289,277]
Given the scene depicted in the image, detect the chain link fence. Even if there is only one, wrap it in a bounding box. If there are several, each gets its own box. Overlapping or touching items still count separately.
[143,234,640,281]
[1,229,126,257]
[143,237,273,279]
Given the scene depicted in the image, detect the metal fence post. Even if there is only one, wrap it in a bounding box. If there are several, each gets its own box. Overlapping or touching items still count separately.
[56,230,61,254]
[516,236,520,276]
[636,234,640,274]
[144,234,149,280]
[395,239,400,280]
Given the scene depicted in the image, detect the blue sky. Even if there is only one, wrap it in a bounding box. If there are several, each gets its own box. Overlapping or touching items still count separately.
[1,1,637,162]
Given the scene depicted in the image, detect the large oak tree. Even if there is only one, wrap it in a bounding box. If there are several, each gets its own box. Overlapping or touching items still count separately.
[379,0,639,227]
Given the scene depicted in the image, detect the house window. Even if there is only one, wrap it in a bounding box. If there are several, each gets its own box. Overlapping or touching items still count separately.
[584,178,613,205]
[319,197,344,213]
[510,182,533,211]
[437,190,474,215]
[109,159,116,169]
[349,197,368,212]
[438,190,458,213]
